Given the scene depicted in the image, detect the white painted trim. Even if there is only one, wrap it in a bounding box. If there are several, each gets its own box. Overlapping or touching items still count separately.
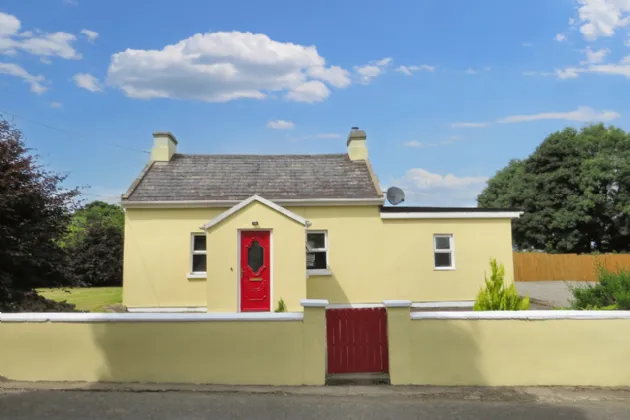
[433,233,455,270]
[411,310,630,320]
[327,303,384,309]
[301,299,329,308]
[383,300,412,308]
[200,195,309,230]
[307,269,332,276]
[122,198,385,209]
[381,211,522,220]
[0,312,304,323]
[190,232,207,275]
[127,307,207,313]
[186,273,206,280]
[412,301,474,309]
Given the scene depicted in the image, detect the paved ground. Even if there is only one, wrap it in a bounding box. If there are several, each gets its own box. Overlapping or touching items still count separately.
[515,281,598,308]
[1,388,629,419]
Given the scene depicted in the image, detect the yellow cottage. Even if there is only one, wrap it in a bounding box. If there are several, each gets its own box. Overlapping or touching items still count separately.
[121,128,520,313]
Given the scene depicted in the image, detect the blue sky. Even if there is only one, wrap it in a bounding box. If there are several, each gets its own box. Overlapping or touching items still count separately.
[2,0,630,206]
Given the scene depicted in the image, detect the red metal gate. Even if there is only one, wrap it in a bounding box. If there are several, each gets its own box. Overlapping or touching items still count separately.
[326,308,389,374]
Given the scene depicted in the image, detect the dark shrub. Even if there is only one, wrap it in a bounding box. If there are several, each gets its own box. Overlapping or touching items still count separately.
[570,266,630,310]
[0,291,78,312]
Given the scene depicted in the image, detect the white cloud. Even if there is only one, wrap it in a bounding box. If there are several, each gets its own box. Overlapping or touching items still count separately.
[576,0,630,40]
[285,80,330,103]
[452,106,620,128]
[0,11,81,60]
[394,168,488,206]
[404,136,462,148]
[307,65,351,88]
[497,106,620,123]
[581,46,610,64]
[106,31,351,103]
[465,68,478,75]
[451,121,490,128]
[267,120,295,130]
[50,101,62,109]
[0,62,47,94]
[302,133,341,140]
[354,57,392,84]
[555,33,567,42]
[73,73,102,92]
[80,29,99,43]
[556,67,581,79]
[40,57,52,65]
[395,64,435,76]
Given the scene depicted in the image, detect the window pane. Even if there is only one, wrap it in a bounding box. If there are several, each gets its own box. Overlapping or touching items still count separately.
[307,233,326,250]
[434,252,452,268]
[247,240,264,272]
[307,252,327,269]
[192,254,206,272]
[435,236,451,250]
[193,235,206,251]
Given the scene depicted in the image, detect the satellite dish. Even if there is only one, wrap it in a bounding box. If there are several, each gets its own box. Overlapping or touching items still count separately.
[386,186,405,205]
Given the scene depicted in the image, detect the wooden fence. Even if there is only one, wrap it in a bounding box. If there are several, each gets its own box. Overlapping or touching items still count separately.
[513,253,630,282]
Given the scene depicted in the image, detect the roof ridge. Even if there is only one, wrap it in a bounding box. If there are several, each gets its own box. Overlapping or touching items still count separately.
[173,153,347,158]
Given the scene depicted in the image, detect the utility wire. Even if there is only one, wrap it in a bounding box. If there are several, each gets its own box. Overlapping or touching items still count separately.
[0,109,150,155]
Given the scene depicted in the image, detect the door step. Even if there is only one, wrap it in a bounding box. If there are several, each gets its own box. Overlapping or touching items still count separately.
[326,373,390,386]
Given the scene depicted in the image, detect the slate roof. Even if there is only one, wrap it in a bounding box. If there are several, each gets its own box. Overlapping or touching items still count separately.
[123,154,382,202]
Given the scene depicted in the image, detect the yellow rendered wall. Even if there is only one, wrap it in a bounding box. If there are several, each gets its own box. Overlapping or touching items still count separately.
[0,311,326,385]
[389,314,630,386]
[124,205,514,309]
[205,201,306,312]
[123,208,222,309]
[290,206,514,304]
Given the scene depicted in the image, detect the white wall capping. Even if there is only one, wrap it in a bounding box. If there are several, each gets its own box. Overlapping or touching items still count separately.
[412,301,474,309]
[300,299,329,308]
[0,312,303,323]
[327,303,384,309]
[127,307,207,313]
[383,300,412,308]
[381,211,522,220]
[411,310,630,321]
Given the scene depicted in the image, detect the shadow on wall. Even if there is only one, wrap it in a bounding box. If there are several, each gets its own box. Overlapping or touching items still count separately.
[412,318,487,386]
[307,273,349,303]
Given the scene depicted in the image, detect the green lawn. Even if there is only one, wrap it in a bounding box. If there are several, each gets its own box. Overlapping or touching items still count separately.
[37,287,122,312]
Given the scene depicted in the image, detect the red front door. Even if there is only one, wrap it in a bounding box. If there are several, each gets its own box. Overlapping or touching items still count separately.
[240,230,271,312]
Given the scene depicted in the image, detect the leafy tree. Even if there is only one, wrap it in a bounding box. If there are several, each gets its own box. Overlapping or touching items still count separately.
[478,124,630,253]
[63,200,124,248]
[474,259,529,311]
[0,119,79,310]
[67,221,123,287]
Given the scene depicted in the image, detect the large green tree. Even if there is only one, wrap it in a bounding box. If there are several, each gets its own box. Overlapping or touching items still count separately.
[64,201,125,287]
[0,119,79,310]
[478,124,630,253]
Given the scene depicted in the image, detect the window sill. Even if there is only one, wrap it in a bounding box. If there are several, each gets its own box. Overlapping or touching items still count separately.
[434,267,456,271]
[307,269,333,277]
[187,273,207,279]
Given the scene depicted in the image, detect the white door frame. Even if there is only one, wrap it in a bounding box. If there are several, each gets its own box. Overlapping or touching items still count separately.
[236,229,273,313]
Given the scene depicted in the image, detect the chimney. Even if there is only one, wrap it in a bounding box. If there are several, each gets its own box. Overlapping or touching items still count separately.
[347,127,368,161]
[151,132,178,162]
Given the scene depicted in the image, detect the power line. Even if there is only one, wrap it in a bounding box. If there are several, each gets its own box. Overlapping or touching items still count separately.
[0,109,150,155]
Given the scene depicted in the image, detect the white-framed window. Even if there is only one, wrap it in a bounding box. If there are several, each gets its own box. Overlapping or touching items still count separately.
[306,231,329,274]
[433,234,455,270]
[190,233,207,274]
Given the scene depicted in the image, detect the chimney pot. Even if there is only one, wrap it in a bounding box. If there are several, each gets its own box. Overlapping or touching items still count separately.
[151,132,178,162]
[347,128,368,161]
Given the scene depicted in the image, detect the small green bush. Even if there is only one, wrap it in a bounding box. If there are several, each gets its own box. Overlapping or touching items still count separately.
[275,298,287,313]
[570,265,630,310]
[474,259,530,311]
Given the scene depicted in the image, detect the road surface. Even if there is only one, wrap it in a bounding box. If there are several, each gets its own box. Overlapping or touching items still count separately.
[1,389,628,419]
